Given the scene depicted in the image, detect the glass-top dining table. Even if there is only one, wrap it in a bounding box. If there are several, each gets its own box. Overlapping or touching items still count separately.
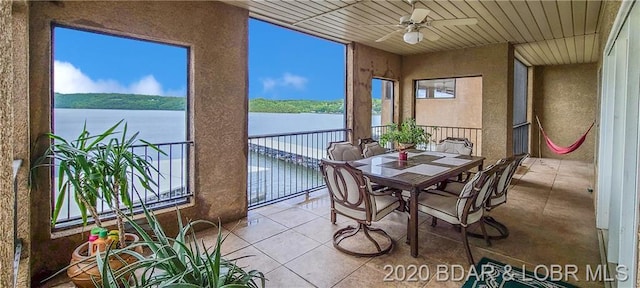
[348,149,485,257]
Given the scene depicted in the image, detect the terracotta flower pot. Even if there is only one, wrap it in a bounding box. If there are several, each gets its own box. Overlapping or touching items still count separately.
[67,233,142,288]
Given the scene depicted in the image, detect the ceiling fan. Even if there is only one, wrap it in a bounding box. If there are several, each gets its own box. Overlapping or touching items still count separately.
[366,0,478,45]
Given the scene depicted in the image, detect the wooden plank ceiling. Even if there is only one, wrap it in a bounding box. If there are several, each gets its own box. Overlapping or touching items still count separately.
[220,0,604,66]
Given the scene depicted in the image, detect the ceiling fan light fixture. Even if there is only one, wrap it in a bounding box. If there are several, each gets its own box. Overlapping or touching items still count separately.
[403,30,423,44]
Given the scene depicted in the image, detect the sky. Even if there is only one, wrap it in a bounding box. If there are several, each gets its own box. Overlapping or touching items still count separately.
[53,20,380,101]
[53,27,188,97]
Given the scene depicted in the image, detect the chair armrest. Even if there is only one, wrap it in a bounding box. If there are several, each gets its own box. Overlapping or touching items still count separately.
[369,187,399,197]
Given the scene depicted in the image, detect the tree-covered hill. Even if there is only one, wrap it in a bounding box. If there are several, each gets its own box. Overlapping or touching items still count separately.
[54,93,186,111]
[54,93,382,114]
[249,98,381,114]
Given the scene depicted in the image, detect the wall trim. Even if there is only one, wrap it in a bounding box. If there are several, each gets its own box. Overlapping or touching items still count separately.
[604,1,636,56]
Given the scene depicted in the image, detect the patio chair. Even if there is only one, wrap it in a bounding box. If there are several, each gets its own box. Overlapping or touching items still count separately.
[440,153,529,240]
[482,153,530,239]
[435,137,473,155]
[321,159,402,257]
[416,163,505,264]
[327,141,363,161]
[358,137,377,152]
[359,138,387,158]
[435,137,474,182]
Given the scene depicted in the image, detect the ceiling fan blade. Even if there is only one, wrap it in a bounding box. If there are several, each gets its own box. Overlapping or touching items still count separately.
[430,18,478,27]
[359,24,403,27]
[375,29,403,42]
[410,8,430,23]
[421,29,441,41]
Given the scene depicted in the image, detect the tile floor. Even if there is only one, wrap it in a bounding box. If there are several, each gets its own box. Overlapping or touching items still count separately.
[50,158,602,287]
[220,157,602,288]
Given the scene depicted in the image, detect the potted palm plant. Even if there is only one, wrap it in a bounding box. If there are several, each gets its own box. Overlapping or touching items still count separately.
[93,205,265,287]
[379,118,431,160]
[33,120,164,287]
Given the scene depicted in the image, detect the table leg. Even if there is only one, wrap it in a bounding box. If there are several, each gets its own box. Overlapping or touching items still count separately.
[410,188,419,257]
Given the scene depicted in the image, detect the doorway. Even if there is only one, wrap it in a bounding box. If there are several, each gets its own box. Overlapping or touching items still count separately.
[513,59,529,155]
[597,2,640,286]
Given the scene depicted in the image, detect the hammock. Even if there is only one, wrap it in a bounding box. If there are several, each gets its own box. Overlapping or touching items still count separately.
[535,116,595,155]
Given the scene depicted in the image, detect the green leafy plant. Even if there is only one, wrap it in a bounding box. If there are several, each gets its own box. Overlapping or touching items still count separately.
[93,205,266,287]
[379,118,431,149]
[32,120,163,247]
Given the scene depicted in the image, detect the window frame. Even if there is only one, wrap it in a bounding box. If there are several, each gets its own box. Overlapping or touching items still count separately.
[414,78,457,99]
[49,23,193,230]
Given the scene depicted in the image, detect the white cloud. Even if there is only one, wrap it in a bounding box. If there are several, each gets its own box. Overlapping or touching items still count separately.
[129,75,163,95]
[282,73,308,89]
[262,78,278,91]
[261,72,308,92]
[53,60,184,96]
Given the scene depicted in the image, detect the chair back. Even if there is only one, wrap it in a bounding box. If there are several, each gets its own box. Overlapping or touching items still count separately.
[362,141,387,158]
[486,153,529,209]
[321,159,374,222]
[327,141,363,161]
[455,164,506,225]
[435,137,473,156]
[358,137,377,152]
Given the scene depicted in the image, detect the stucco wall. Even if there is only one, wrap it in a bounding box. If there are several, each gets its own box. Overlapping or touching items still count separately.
[27,1,248,280]
[531,64,597,161]
[1,2,15,287]
[11,1,30,286]
[380,80,394,126]
[415,76,482,128]
[347,43,402,142]
[402,43,514,163]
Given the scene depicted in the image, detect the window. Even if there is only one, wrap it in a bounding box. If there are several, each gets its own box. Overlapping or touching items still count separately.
[415,78,456,99]
[51,25,191,228]
[372,78,394,127]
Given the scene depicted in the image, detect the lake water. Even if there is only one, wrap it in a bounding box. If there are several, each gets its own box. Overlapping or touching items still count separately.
[53,109,382,221]
[54,109,381,140]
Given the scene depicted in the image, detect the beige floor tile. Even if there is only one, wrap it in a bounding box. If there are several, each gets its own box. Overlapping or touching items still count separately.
[253,229,321,264]
[293,216,343,244]
[518,171,556,188]
[373,211,412,241]
[415,227,472,265]
[266,207,319,228]
[196,227,250,255]
[252,201,295,216]
[224,245,281,274]
[296,194,334,216]
[285,245,368,288]
[264,266,314,288]
[334,264,421,288]
[365,242,438,287]
[224,214,288,244]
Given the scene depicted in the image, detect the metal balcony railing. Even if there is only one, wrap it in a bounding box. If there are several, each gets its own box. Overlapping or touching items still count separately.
[513,122,530,155]
[52,141,193,229]
[247,129,350,208]
[372,125,483,156]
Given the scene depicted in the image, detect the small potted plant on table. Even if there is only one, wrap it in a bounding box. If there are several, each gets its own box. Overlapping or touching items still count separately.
[379,118,431,160]
[33,120,163,287]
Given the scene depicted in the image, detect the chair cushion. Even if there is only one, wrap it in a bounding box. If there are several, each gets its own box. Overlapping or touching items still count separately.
[442,182,466,195]
[327,142,363,161]
[435,139,473,156]
[334,194,399,222]
[372,194,401,221]
[362,142,387,158]
[416,191,460,224]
